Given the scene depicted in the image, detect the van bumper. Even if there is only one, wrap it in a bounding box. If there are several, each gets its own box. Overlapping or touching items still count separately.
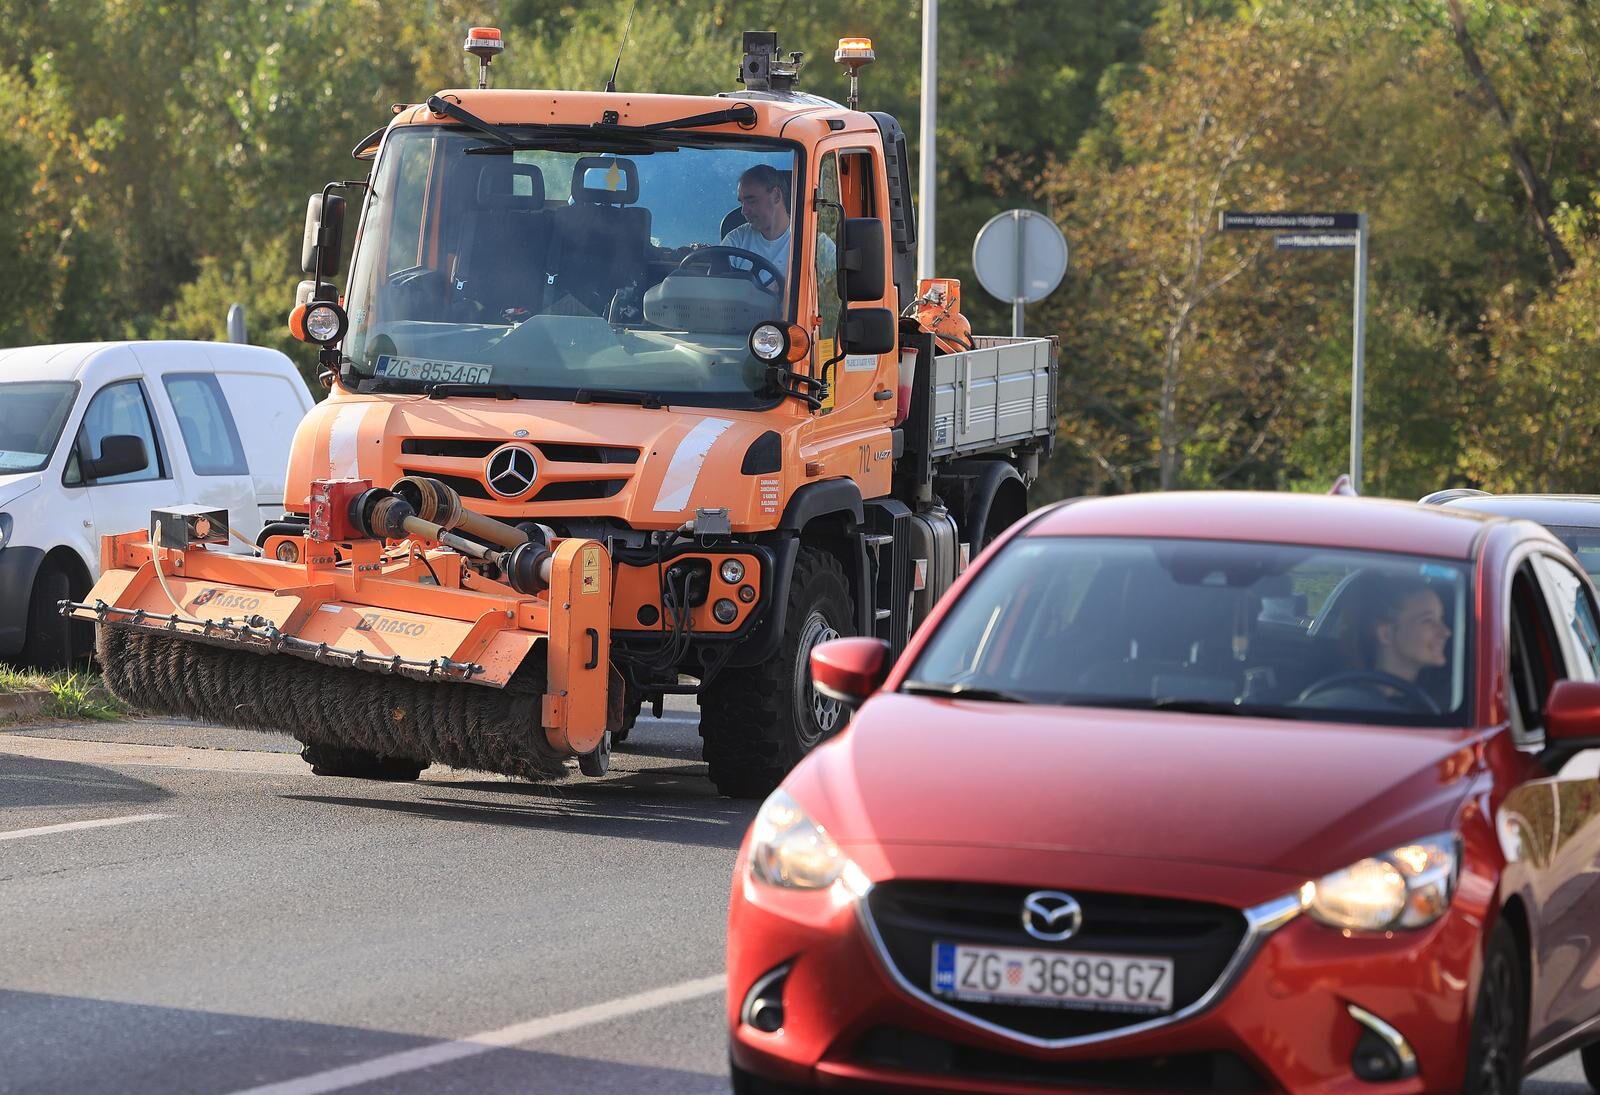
[0,546,45,658]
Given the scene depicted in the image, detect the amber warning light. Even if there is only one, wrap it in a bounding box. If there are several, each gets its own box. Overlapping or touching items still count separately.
[834,37,875,109]
[464,26,504,89]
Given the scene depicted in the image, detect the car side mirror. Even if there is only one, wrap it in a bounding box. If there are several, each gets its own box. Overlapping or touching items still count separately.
[810,637,892,708]
[83,434,149,480]
[301,192,347,278]
[838,217,886,303]
[1545,679,1600,745]
[839,307,896,357]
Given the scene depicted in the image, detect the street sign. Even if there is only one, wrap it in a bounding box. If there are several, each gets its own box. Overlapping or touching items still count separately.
[1275,233,1359,250]
[972,209,1069,336]
[1221,211,1360,232]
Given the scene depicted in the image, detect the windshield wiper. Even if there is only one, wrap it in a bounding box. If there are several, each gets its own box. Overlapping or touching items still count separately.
[574,388,665,409]
[426,95,522,148]
[900,681,1030,704]
[426,383,517,401]
[1077,697,1304,718]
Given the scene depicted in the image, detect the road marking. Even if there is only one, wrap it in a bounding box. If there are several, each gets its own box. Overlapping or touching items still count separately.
[0,813,169,842]
[227,974,726,1095]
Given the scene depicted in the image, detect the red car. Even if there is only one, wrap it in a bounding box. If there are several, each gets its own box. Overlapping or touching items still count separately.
[727,492,1600,1094]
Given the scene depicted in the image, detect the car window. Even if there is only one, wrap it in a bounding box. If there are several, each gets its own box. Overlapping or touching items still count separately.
[1508,561,1565,741]
[907,537,1473,726]
[162,373,248,476]
[1548,526,1600,585]
[65,380,165,486]
[0,381,78,472]
[1532,554,1600,682]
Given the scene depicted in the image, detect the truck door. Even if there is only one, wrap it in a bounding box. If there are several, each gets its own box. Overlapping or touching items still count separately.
[804,145,895,493]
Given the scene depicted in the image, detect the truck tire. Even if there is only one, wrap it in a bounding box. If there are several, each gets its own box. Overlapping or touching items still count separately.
[699,547,853,799]
[300,740,427,782]
[18,561,88,670]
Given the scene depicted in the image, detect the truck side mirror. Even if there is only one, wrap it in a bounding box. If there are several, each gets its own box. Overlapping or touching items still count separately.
[838,217,886,302]
[301,193,347,278]
[83,434,149,480]
[840,307,896,356]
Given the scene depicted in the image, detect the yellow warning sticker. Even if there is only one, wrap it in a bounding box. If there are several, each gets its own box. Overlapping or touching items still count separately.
[581,546,601,594]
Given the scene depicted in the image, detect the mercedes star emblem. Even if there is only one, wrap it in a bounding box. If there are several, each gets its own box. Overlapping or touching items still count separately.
[1021,890,1084,942]
[485,443,538,499]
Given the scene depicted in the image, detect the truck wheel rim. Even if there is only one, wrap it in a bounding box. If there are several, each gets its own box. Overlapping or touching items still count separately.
[796,611,841,744]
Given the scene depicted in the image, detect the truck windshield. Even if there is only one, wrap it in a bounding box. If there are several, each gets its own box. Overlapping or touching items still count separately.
[343,125,802,408]
[0,381,78,473]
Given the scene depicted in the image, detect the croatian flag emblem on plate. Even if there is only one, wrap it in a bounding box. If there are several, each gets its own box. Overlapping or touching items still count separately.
[1007,961,1024,985]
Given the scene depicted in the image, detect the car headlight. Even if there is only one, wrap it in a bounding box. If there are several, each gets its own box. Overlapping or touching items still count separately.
[1304,833,1459,932]
[750,788,849,890]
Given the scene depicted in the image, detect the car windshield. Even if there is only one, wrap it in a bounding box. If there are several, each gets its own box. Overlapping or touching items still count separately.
[343,125,802,409]
[907,536,1474,727]
[0,381,78,473]
[1549,526,1600,583]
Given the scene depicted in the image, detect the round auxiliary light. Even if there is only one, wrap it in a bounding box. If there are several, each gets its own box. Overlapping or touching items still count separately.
[274,540,300,563]
[720,558,746,585]
[738,584,757,603]
[304,300,348,344]
[749,322,787,362]
[712,598,739,625]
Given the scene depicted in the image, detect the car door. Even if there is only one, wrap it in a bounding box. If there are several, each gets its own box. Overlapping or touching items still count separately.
[1524,552,1600,1041]
[68,379,175,548]
[209,366,310,529]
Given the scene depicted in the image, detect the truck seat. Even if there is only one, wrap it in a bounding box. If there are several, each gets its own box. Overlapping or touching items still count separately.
[451,161,552,321]
[548,156,651,317]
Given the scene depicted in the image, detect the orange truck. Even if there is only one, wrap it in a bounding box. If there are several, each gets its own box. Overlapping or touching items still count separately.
[68,29,1055,797]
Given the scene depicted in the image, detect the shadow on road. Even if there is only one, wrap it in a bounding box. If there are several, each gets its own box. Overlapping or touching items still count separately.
[0,989,728,1095]
[0,755,173,811]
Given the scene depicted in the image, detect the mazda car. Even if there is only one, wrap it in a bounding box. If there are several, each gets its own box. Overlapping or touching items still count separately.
[726,491,1600,1094]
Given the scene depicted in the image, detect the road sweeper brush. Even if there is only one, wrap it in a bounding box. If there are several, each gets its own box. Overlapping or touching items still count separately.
[64,476,617,780]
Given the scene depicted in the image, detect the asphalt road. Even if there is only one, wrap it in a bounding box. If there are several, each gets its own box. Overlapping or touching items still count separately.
[0,701,1591,1094]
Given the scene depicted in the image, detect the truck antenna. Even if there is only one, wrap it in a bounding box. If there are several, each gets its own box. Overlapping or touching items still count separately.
[604,1,638,93]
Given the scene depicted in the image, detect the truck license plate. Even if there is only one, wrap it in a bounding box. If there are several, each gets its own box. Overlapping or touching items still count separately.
[932,943,1174,1013]
[374,355,494,385]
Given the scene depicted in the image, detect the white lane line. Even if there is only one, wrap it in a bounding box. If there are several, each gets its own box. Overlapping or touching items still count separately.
[0,813,170,842]
[227,974,725,1095]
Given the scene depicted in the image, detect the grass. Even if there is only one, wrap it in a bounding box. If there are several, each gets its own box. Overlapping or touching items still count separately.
[0,664,128,721]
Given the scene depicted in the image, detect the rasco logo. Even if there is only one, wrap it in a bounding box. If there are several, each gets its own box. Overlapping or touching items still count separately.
[355,613,427,637]
[190,588,262,611]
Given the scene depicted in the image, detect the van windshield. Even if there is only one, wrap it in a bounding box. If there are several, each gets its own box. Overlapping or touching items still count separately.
[343,126,803,409]
[0,381,78,473]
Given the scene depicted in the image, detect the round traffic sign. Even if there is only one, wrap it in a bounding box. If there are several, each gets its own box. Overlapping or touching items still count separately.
[972,209,1069,305]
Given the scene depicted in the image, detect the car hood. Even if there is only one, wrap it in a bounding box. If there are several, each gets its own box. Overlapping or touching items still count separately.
[791,694,1483,881]
[0,472,42,510]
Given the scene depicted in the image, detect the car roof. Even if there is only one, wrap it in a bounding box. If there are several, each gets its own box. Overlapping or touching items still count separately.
[1437,494,1600,529]
[1026,491,1497,559]
[0,341,301,385]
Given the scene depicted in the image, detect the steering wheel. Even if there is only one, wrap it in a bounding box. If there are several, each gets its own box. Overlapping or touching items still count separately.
[671,245,785,298]
[1296,670,1441,715]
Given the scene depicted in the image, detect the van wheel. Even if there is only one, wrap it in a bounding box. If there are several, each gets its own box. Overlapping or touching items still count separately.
[18,561,90,670]
[1463,918,1527,1095]
[300,741,426,781]
[699,548,853,799]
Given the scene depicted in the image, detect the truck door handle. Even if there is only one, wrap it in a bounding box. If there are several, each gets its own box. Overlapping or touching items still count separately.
[584,628,600,670]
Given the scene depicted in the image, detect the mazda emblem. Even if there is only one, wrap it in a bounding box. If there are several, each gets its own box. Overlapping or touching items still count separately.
[484,443,538,499]
[1021,890,1083,942]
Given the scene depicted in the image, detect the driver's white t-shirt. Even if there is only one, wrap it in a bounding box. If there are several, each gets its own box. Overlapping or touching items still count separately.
[720,224,793,278]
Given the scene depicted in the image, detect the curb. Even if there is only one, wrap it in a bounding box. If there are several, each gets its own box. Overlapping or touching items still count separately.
[0,690,52,720]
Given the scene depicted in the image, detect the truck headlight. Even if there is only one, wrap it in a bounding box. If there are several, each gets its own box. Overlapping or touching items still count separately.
[1304,834,1459,932]
[750,788,851,890]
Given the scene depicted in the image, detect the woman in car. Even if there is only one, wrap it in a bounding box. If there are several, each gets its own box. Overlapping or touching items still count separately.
[1301,572,1451,712]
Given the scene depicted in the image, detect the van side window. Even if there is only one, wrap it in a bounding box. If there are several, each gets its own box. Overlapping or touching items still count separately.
[163,373,248,476]
[65,380,165,486]
[1533,553,1600,681]
[1508,562,1565,742]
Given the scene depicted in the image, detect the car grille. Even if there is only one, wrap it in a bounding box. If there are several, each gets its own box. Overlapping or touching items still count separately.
[863,881,1248,1042]
[852,1027,1269,1092]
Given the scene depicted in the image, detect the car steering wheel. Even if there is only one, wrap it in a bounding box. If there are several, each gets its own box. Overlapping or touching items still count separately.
[1296,670,1441,715]
[671,246,785,298]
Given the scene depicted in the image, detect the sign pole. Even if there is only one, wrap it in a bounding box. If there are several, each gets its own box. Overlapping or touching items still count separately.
[918,0,937,282]
[1350,213,1368,493]
[1011,209,1025,337]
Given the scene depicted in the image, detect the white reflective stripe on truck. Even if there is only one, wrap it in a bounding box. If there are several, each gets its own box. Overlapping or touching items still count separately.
[652,417,732,512]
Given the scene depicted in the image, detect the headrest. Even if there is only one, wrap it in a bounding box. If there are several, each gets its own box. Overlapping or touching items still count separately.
[476,161,545,210]
[572,156,640,205]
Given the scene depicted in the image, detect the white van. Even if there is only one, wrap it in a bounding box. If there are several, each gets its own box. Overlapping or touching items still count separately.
[0,341,314,667]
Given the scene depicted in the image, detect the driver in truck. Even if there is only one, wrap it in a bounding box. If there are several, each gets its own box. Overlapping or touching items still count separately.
[719,164,834,290]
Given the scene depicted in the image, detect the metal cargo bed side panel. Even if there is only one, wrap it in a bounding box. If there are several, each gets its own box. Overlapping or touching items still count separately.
[929,336,1056,460]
